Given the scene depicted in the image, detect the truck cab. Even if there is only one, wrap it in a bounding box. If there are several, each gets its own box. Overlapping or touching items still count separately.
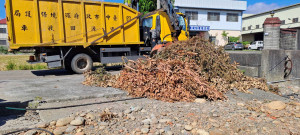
[140,11,189,48]
[248,41,264,50]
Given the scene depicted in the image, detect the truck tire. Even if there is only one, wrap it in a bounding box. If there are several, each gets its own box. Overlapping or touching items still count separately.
[71,53,93,74]
[258,47,263,51]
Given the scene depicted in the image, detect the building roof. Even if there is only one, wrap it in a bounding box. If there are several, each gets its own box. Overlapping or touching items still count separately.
[174,0,247,11]
[0,18,6,24]
[243,3,300,19]
[242,14,254,18]
[263,17,281,25]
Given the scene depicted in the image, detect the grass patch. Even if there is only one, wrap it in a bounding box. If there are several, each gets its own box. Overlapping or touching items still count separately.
[0,55,47,71]
[6,61,17,70]
[0,46,8,54]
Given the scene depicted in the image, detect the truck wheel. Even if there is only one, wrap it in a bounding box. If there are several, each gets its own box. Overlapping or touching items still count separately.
[71,53,93,74]
[259,47,263,51]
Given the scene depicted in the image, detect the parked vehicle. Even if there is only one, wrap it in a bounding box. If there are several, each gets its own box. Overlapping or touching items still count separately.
[248,41,264,50]
[224,42,244,50]
[5,0,189,73]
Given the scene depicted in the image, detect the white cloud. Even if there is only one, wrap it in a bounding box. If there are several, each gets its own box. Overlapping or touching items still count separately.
[245,2,281,14]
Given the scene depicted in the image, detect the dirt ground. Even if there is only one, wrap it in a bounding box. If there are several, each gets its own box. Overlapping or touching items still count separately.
[0,86,299,135]
[0,69,299,135]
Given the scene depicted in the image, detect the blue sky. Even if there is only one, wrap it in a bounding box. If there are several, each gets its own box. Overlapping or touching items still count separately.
[0,0,299,19]
[244,0,299,14]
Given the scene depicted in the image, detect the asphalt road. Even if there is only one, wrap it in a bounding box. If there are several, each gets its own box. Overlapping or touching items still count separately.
[0,69,125,103]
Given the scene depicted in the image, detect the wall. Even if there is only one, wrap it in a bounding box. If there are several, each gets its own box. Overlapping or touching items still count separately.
[208,30,241,46]
[260,50,286,82]
[241,33,255,42]
[228,50,300,84]
[178,8,243,31]
[242,4,300,35]
[285,50,300,81]
[229,51,262,77]
[0,24,8,46]
[174,0,247,11]
[280,29,297,50]
[264,25,281,50]
[297,29,300,50]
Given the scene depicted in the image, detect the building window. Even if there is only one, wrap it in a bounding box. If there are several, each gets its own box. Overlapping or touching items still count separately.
[209,36,216,44]
[242,27,245,31]
[248,26,251,30]
[0,28,6,33]
[226,13,238,22]
[293,18,298,23]
[185,11,198,21]
[256,25,259,29]
[207,12,220,21]
[0,40,6,45]
[281,20,285,25]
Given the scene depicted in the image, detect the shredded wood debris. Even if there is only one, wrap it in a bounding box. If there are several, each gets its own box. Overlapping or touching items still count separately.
[83,67,118,87]
[100,110,117,122]
[83,37,269,102]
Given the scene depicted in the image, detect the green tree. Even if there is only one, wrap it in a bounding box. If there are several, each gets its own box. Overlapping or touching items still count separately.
[139,0,157,14]
[221,31,229,44]
[242,41,250,45]
[221,31,229,38]
[229,36,240,42]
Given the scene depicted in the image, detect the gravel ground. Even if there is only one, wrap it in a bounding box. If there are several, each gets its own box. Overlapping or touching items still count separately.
[0,111,40,133]
[1,87,299,135]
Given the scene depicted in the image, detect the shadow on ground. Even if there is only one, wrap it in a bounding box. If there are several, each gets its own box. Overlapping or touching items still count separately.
[0,101,29,127]
[31,66,123,76]
[103,65,123,72]
[31,69,74,76]
[0,99,6,103]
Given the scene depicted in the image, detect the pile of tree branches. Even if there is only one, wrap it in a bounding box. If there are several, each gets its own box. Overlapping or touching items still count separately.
[83,37,268,102]
[153,37,269,94]
[114,58,224,102]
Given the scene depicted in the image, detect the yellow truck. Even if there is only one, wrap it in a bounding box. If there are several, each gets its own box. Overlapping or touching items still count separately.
[5,0,189,73]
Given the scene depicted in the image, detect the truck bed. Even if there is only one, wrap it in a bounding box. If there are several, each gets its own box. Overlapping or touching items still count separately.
[6,0,143,50]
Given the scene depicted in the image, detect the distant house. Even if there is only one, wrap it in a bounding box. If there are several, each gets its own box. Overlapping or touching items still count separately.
[242,3,300,43]
[174,0,247,46]
[0,18,8,47]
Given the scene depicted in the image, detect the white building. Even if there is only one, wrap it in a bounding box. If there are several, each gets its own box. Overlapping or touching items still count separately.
[174,0,247,46]
[0,19,8,46]
[242,3,300,42]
